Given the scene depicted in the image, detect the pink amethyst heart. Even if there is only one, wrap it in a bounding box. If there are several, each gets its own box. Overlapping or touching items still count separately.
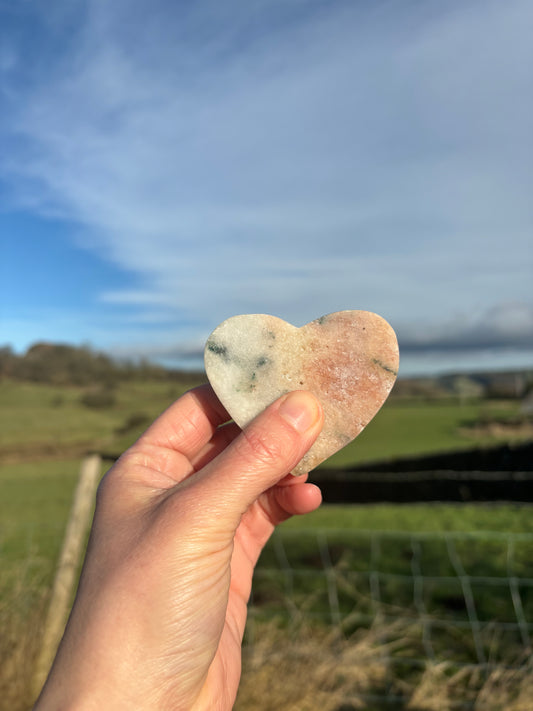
[204,311,399,475]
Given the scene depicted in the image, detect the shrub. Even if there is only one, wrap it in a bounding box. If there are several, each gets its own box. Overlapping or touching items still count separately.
[80,388,116,409]
[114,412,152,435]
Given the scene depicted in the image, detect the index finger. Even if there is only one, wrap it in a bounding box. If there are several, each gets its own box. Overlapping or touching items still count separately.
[137,383,231,461]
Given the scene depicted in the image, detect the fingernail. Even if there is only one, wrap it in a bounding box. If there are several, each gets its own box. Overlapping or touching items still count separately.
[278,391,321,433]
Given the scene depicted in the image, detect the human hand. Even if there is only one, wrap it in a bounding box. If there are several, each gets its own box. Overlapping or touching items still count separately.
[34,385,324,711]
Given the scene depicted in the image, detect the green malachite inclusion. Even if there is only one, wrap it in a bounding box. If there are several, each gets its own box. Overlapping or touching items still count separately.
[372,358,398,376]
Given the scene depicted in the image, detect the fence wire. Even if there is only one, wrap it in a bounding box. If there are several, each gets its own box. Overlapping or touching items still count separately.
[245,528,533,707]
[3,518,533,709]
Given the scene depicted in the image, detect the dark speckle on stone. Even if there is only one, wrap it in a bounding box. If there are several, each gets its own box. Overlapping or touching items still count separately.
[256,356,269,367]
[207,340,229,360]
[372,358,398,376]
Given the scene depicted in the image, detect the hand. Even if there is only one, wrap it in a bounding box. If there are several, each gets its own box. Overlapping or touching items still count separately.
[35,385,324,710]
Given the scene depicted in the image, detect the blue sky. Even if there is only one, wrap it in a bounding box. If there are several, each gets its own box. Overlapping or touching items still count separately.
[1,0,532,376]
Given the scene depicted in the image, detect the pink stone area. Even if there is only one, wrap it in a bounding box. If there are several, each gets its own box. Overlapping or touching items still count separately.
[204,311,399,476]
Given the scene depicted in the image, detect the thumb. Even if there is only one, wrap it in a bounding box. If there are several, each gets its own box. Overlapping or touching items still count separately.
[192,390,323,523]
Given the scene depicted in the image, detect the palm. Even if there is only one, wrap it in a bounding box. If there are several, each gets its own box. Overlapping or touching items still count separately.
[192,498,281,710]
[37,386,322,711]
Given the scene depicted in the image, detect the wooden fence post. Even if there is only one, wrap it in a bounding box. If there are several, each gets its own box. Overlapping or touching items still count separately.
[32,454,102,699]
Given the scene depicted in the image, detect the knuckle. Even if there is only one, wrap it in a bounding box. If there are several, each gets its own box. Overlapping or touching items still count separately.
[164,398,206,451]
[236,425,299,469]
[172,408,202,445]
[95,448,142,502]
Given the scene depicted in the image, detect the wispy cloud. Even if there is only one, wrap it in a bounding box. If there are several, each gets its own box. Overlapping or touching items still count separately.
[1,0,532,372]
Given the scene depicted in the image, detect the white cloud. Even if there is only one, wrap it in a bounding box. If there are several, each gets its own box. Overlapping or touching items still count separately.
[1,0,532,371]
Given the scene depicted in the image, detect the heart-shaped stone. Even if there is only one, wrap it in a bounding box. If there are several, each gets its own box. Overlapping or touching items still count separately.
[204,311,399,475]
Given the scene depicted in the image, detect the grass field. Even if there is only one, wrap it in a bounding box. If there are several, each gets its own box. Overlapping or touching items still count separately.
[0,380,529,618]
[1,379,527,585]
[0,459,81,592]
[245,505,533,709]
[256,506,533,634]
[0,378,200,457]
[1,378,531,710]
[325,397,528,467]
[0,378,527,465]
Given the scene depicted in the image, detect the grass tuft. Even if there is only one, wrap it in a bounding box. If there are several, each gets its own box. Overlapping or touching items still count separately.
[0,564,48,711]
[237,617,533,711]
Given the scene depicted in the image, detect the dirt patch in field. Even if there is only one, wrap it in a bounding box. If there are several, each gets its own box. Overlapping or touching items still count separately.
[459,419,533,440]
[0,441,98,466]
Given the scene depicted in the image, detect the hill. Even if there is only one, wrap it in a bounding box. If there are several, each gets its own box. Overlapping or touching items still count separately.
[0,342,204,387]
[1,341,531,402]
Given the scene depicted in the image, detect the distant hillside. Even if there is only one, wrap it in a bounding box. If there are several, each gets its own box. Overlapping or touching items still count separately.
[0,342,205,387]
[1,341,531,398]
[391,369,533,401]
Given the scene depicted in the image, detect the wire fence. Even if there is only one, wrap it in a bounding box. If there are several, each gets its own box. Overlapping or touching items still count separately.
[3,500,533,709]
[245,527,533,706]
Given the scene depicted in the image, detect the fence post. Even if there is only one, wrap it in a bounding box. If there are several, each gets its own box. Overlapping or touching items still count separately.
[32,454,101,699]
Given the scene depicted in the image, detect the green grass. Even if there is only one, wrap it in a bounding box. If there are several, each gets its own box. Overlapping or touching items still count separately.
[1,403,531,706]
[0,378,201,455]
[0,379,530,711]
[0,379,528,590]
[280,501,533,533]
[324,399,526,467]
[0,378,527,476]
[0,459,83,589]
[252,503,533,666]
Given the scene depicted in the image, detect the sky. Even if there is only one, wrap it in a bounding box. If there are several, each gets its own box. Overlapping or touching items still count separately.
[1,0,532,377]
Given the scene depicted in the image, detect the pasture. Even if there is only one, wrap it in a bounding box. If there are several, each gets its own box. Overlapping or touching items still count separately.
[0,377,527,464]
[1,377,532,709]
